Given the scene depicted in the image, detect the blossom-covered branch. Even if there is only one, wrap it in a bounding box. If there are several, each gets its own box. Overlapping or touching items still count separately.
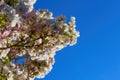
[0,0,79,80]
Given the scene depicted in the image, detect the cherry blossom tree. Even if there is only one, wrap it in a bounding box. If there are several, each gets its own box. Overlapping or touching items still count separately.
[0,0,79,80]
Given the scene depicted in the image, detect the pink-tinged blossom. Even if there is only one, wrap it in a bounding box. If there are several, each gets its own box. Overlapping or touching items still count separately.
[2,30,11,37]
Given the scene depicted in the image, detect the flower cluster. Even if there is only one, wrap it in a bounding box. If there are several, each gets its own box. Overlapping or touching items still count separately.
[0,0,79,80]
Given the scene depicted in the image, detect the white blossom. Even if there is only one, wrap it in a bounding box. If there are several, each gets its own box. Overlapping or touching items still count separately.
[10,14,20,27]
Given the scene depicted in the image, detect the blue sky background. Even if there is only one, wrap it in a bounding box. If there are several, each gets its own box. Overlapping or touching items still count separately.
[34,0,120,80]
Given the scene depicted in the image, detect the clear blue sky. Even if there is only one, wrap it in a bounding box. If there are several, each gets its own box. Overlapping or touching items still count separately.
[34,0,120,80]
